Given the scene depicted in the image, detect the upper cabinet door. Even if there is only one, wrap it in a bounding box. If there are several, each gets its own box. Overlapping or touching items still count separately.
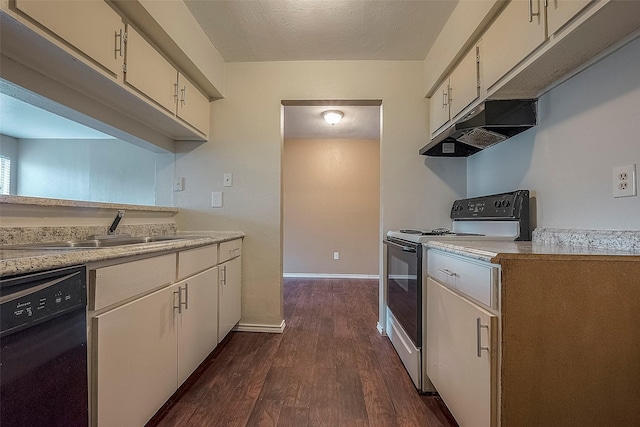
[547,0,595,36]
[124,25,178,114]
[448,46,479,120]
[177,72,210,136]
[15,0,124,77]
[429,78,451,136]
[481,0,547,90]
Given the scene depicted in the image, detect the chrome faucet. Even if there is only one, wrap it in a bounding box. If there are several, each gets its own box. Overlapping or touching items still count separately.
[107,210,125,235]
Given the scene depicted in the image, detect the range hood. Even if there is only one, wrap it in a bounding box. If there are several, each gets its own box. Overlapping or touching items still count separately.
[419,99,537,157]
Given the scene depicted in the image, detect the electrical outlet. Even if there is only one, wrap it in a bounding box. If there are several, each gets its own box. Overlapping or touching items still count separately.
[613,164,637,198]
[211,191,223,208]
[223,173,233,187]
[333,252,339,260]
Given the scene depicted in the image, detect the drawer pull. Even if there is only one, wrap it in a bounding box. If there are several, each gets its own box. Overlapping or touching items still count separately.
[174,289,182,314]
[437,268,457,277]
[476,317,490,357]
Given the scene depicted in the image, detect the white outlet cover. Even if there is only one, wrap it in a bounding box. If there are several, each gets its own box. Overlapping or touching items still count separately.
[211,191,223,207]
[613,164,637,198]
[223,173,233,187]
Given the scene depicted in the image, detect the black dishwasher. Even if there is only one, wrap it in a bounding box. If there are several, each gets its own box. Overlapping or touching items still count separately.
[1,265,88,427]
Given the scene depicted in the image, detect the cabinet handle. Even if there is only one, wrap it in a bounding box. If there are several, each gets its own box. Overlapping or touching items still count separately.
[448,86,453,106]
[528,0,540,22]
[114,29,124,58]
[476,318,490,357]
[437,268,457,277]
[181,86,187,106]
[174,289,182,314]
[442,89,448,108]
[221,265,227,286]
[174,83,179,103]
[181,283,189,310]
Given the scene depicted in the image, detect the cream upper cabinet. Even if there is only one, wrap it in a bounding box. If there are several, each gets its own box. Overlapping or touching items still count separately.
[177,267,219,385]
[15,0,124,77]
[426,277,497,427]
[449,47,479,120]
[124,25,178,114]
[125,25,210,135]
[546,0,595,36]
[429,46,479,136]
[177,72,211,136]
[481,0,547,90]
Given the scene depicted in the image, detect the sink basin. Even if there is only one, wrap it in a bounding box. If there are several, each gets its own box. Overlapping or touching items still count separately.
[1,235,192,250]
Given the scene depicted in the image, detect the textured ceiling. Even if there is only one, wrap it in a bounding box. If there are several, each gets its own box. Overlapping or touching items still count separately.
[184,0,459,62]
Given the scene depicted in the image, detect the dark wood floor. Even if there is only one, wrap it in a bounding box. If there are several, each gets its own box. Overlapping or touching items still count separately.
[149,278,457,427]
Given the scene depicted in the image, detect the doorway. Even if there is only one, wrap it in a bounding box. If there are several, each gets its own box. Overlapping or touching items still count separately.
[282,100,381,279]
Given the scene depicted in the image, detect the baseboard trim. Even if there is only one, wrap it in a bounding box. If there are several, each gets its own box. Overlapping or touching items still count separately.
[377,322,386,336]
[283,273,379,279]
[234,320,286,334]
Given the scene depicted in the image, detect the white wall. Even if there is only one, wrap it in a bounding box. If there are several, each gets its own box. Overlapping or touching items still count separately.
[175,60,467,329]
[467,37,640,230]
[17,138,174,205]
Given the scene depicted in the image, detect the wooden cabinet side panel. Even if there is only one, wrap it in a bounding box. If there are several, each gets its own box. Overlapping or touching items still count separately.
[94,285,178,427]
[177,267,219,385]
[481,0,546,90]
[15,0,123,76]
[500,258,640,426]
[125,25,178,113]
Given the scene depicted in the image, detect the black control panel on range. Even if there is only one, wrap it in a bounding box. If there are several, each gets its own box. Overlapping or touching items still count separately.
[451,190,531,240]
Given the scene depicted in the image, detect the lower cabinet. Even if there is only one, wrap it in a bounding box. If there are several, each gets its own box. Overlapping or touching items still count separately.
[93,283,178,427]
[92,265,218,427]
[218,255,241,342]
[177,267,219,385]
[426,277,497,427]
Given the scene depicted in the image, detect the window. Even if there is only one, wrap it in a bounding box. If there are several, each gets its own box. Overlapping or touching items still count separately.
[0,155,10,195]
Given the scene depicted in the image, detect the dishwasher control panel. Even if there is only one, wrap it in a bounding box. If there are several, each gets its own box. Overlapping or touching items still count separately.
[0,266,86,336]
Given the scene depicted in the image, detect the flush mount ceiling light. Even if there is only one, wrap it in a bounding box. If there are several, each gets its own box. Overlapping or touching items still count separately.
[322,110,343,125]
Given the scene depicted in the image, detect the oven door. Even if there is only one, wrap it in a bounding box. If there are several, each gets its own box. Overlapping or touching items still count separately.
[384,238,422,347]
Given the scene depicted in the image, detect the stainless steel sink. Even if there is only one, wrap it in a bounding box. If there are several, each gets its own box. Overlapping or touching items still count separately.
[1,235,192,250]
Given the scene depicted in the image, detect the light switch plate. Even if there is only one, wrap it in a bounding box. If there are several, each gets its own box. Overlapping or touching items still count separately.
[173,177,184,192]
[211,191,223,208]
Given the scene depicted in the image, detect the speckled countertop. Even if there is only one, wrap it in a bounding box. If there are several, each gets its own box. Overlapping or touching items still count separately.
[0,231,244,277]
[426,239,640,264]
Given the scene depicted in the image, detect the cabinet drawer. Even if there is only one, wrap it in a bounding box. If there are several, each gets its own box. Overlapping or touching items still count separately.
[427,250,497,308]
[177,244,218,280]
[91,254,176,311]
[219,239,242,264]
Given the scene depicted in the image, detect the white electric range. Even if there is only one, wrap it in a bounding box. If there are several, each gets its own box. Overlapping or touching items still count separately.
[383,190,531,392]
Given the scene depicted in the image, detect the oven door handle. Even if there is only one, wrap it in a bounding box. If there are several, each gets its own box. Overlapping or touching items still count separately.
[384,239,418,253]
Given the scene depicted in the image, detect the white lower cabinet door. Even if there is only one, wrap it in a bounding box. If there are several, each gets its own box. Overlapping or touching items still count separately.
[177,267,219,385]
[218,256,241,342]
[94,284,178,427]
[426,278,497,427]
